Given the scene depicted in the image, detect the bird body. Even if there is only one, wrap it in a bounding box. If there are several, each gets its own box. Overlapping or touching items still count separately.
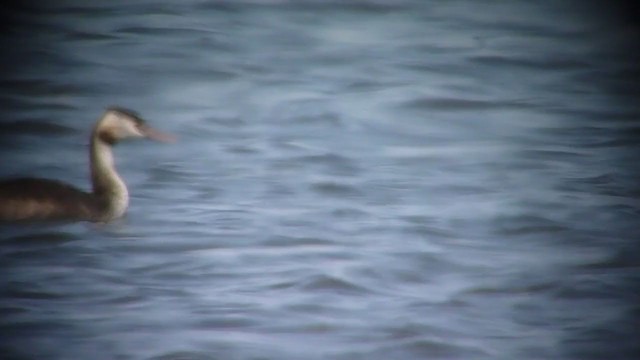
[0,178,104,222]
[0,107,173,223]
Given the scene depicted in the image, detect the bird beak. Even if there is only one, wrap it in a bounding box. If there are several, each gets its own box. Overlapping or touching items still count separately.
[140,124,177,143]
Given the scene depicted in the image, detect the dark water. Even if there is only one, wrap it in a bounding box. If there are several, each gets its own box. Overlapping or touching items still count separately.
[1,1,639,359]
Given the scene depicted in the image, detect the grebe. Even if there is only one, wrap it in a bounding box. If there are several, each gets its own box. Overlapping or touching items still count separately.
[0,107,174,223]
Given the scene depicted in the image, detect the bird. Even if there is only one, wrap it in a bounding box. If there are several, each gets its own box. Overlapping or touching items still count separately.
[0,107,175,223]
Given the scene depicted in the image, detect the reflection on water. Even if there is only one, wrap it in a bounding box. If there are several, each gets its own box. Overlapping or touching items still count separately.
[1,1,639,359]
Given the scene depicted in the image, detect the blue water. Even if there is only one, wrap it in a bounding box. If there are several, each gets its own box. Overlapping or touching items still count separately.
[1,1,639,359]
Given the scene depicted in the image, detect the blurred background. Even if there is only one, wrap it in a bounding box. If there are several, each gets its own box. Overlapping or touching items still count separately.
[0,1,639,359]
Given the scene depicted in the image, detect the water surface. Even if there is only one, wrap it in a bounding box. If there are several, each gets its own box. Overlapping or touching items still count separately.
[1,1,639,359]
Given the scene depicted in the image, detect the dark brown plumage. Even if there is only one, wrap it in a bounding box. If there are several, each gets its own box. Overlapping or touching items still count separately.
[0,178,104,222]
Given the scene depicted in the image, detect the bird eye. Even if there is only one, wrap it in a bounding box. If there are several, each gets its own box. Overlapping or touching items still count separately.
[134,118,146,128]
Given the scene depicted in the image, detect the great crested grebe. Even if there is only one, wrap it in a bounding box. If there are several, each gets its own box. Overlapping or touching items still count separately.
[0,107,174,223]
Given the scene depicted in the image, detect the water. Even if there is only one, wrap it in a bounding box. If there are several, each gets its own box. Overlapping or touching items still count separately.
[1,1,639,359]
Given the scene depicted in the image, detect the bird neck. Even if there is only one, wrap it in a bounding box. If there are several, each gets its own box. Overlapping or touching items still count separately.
[90,136,129,219]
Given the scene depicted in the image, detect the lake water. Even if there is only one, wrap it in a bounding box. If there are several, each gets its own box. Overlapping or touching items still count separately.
[1,1,639,359]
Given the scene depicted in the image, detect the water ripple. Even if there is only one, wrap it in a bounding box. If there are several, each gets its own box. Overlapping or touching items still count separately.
[402,97,537,111]
[469,55,590,71]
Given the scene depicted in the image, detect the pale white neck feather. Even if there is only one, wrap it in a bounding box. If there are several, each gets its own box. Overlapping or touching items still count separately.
[90,138,129,220]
